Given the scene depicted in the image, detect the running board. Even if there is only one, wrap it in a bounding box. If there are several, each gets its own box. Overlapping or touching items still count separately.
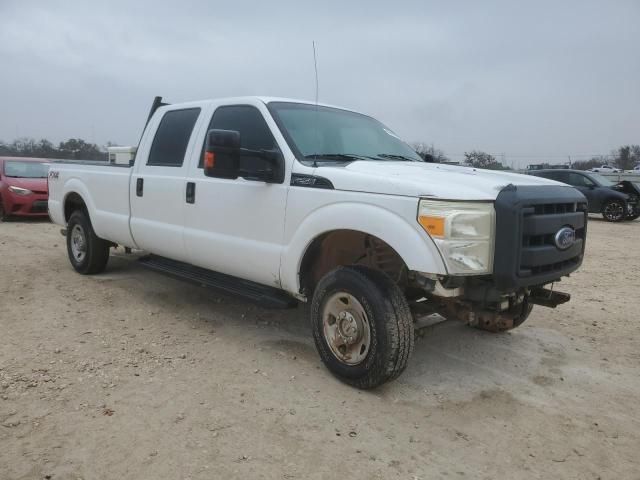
[138,255,298,309]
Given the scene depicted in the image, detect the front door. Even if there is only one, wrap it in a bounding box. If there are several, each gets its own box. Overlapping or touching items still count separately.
[183,103,289,287]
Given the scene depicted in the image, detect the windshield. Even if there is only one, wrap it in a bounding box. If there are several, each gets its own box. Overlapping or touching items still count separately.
[268,102,423,164]
[588,172,615,187]
[4,161,49,178]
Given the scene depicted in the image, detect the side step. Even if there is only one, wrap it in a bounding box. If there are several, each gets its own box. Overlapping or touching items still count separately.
[138,255,298,309]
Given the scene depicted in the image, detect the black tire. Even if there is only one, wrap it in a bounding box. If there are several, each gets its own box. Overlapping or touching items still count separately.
[602,199,626,222]
[66,210,110,274]
[310,265,414,389]
[511,302,533,329]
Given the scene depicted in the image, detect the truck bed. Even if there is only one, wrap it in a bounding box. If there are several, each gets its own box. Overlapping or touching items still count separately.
[48,161,136,248]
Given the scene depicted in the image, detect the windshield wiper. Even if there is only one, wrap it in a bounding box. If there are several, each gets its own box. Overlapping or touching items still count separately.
[304,153,373,165]
[376,154,419,162]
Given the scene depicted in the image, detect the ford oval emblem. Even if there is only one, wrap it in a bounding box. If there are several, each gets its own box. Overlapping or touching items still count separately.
[554,227,576,250]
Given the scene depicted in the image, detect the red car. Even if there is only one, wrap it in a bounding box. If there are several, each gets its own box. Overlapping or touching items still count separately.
[0,157,50,221]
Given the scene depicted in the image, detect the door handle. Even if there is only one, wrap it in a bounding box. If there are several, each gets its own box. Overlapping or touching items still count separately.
[136,178,144,197]
[186,182,196,204]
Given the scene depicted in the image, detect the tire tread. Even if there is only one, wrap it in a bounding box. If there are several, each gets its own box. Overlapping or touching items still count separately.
[310,265,414,389]
[67,210,110,274]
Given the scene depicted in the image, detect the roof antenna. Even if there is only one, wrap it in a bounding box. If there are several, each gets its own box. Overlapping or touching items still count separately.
[312,41,319,105]
[312,41,319,167]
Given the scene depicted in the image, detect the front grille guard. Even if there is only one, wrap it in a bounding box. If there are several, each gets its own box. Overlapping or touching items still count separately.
[492,184,588,291]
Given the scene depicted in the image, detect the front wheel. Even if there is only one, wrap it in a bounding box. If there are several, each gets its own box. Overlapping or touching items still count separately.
[310,266,414,389]
[602,199,626,222]
[66,210,110,274]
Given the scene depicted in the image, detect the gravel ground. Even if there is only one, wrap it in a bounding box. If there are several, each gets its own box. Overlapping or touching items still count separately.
[1,217,639,480]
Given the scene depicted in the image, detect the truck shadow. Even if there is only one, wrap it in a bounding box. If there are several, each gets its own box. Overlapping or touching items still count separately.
[103,252,564,391]
[402,319,566,391]
[1,217,51,224]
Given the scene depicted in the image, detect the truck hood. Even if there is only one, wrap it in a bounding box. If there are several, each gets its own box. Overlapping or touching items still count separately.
[317,161,564,200]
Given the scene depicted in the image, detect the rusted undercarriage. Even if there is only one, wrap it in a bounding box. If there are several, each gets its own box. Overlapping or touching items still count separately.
[443,296,533,332]
[411,282,570,332]
[299,229,571,333]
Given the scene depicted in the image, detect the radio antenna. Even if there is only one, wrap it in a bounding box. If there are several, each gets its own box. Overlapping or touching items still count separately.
[312,41,319,105]
[312,41,319,167]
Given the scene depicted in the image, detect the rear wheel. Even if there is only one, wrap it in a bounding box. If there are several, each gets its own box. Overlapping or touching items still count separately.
[602,199,626,222]
[66,210,110,274]
[310,265,414,389]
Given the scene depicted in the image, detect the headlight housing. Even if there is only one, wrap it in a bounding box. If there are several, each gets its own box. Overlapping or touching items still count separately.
[418,199,495,275]
[8,186,32,196]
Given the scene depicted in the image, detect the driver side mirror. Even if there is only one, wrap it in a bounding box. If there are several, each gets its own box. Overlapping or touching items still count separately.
[203,129,241,179]
[203,129,284,183]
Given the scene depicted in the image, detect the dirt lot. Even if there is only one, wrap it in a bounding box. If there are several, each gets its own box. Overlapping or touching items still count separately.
[1,218,639,480]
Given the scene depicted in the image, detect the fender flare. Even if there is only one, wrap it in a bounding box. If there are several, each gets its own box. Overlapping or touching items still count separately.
[62,179,97,221]
[280,202,447,294]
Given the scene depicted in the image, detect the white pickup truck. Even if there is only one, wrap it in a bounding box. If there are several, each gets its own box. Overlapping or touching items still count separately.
[48,96,588,388]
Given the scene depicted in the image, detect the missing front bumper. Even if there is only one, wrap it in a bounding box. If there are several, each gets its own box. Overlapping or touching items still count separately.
[528,287,571,308]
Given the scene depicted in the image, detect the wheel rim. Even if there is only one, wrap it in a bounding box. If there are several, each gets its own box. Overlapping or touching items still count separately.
[604,202,624,221]
[322,292,371,366]
[70,224,87,262]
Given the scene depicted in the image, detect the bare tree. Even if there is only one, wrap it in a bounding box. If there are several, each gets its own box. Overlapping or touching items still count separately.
[0,137,108,161]
[464,150,510,170]
[613,145,640,170]
[572,157,606,171]
[412,143,449,163]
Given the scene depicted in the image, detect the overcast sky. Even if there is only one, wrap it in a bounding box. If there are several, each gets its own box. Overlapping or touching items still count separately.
[1,0,638,167]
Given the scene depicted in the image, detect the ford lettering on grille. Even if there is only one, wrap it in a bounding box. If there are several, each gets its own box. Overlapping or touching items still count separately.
[554,227,576,250]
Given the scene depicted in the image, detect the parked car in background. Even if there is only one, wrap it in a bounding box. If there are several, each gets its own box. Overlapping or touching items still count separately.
[0,157,50,221]
[527,169,639,221]
[589,165,622,173]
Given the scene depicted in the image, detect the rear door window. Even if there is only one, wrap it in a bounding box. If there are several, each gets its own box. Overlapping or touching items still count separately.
[546,171,569,183]
[534,171,563,182]
[567,173,594,187]
[147,108,201,167]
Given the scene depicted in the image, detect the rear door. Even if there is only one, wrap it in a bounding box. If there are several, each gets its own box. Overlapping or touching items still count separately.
[130,107,202,261]
[565,172,599,211]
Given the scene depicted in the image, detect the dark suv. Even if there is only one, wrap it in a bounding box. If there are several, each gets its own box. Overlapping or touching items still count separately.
[527,169,639,222]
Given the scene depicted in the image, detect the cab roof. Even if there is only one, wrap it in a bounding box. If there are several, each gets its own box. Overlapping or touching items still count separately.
[165,96,361,114]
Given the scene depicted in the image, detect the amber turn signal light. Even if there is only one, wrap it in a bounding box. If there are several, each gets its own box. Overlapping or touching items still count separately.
[418,215,445,238]
[204,152,215,169]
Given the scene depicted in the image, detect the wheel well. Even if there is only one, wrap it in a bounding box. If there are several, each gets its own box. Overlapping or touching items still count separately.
[64,192,87,222]
[299,230,408,295]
